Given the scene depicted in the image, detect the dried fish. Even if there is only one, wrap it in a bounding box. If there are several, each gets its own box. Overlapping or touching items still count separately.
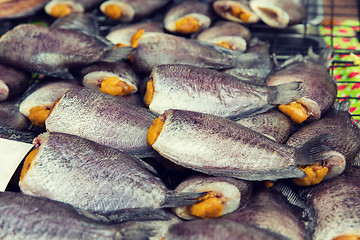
[195,21,251,52]
[212,0,260,24]
[0,63,30,102]
[45,0,104,18]
[45,87,156,154]
[172,174,253,220]
[0,191,151,240]
[0,98,29,131]
[249,0,306,28]
[145,64,303,118]
[0,0,48,19]
[19,132,205,214]
[164,0,212,35]
[0,24,131,79]
[147,109,332,181]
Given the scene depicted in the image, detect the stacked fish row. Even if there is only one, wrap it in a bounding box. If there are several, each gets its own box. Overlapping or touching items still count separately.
[1,0,360,239]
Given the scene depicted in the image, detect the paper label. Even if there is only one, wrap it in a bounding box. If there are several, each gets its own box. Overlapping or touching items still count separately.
[0,138,33,191]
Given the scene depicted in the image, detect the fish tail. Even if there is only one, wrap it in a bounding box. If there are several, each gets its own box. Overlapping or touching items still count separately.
[294,134,334,166]
[267,81,303,105]
[160,191,207,208]
[102,46,133,63]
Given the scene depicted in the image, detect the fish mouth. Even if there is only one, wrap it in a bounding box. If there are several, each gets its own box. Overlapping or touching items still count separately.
[249,1,290,28]
[322,151,346,180]
[44,0,84,18]
[100,1,135,22]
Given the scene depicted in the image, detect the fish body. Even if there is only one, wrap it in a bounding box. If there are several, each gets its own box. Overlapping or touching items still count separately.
[0,24,131,79]
[212,0,260,23]
[0,0,48,19]
[149,109,331,181]
[0,191,150,240]
[164,219,289,240]
[0,63,30,102]
[164,0,213,35]
[249,0,306,28]
[235,109,292,143]
[131,32,242,74]
[45,87,156,154]
[304,167,360,240]
[147,64,303,118]
[223,189,306,240]
[0,98,30,131]
[195,21,251,52]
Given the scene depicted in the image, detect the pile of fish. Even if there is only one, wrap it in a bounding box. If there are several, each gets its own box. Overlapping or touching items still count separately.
[1,0,360,239]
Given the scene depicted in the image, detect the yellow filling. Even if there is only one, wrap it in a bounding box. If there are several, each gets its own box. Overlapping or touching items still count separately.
[230,5,251,22]
[20,148,39,182]
[130,29,145,48]
[216,41,235,50]
[144,80,154,107]
[292,163,329,186]
[147,116,165,147]
[100,76,134,96]
[264,180,275,188]
[50,4,73,18]
[174,16,200,34]
[104,4,123,20]
[28,106,51,128]
[278,101,310,124]
[114,43,129,48]
[189,192,226,219]
[333,235,360,240]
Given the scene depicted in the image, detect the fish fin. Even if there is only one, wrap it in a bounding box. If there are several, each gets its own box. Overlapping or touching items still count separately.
[115,228,153,240]
[75,207,172,224]
[351,151,360,167]
[332,99,351,113]
[130,154,162,177]
[101,46,133,63]
[271,182,306,209]
[160,191,207,208]
[294,134,334,166]
[267,81,303,105]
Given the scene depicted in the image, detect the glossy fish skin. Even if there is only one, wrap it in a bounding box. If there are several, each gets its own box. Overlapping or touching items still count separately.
[164,0,213,35]
[304,167,360,240]
[20,132,189,213]
[0,99,30,131]
[132,32,242,74]
[212,0,260,24]
[235,109,293,144]
[286,100,360,179]
[223,189,306,240]
[100,0,171,22]
[165,219,289,240]
[266,49,337,121]
[195,21,251,52]
[0,64,30,102]
[173,174,253,220]
[148,64,303,118]
[50,12,99,35]
[0,24,131,79]
[106,21,164,47]
[0,191,150,240]
[249,0,306,28]
[0,0,48,19]
[45,87,156,154]
[151,109,331,181]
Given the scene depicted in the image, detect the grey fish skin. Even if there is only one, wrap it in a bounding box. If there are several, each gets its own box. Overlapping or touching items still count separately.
[304,167,360,240]
[0,64,30,102]
[148,64,303,118]
[151,109,331,181]
[164,0,213,35]
[235,109,293,144]
[0,24,131,79]
[50,12,100,35]
[0,99,30,131]
[100,0,172,22]
[173,174,253,220]
[222,189,306,240]
[45,87,156,154]
[165,219,290,240]
[132,32,242,75]
[0,0,48,19]
[286,100,360,180]
[249,0,306,28]
[195,21,251,52]
[20,132,189,213]
[266,49,337,121]
[0,191,150,240]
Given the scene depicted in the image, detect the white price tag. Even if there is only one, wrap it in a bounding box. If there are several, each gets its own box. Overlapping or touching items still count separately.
[0,138,33,191]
